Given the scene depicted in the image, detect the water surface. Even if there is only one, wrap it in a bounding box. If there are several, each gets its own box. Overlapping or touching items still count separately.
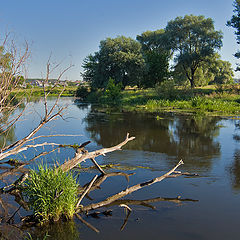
[2,98,240,240]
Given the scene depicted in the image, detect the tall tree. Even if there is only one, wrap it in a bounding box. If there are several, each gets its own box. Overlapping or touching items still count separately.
[227,0,240,70]
[173,54,233,86]
[81,36,145,89]
[137,30,170,88]
[165,15,223,88]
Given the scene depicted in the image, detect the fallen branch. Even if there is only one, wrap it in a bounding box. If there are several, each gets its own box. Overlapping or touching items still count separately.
[59,133,135,172]
[108,196,199,208]
[76,175,98,209]
[80,160,184,212]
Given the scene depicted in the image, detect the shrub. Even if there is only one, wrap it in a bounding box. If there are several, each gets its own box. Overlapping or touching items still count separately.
[103,78,122,105]
[23,165,78,223]
[155,79,178,100]
[75,85,90,99]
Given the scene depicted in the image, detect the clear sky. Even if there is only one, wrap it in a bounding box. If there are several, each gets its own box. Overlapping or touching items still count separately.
[0,0,238,80]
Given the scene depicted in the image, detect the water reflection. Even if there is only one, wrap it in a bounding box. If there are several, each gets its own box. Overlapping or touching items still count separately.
[29,220,80,240]
[0,127,16,149]
[84,108,221,170]
[228,149,240,190]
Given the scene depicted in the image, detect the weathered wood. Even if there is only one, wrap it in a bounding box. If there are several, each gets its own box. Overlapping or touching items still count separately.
[76,175,98,209]
[80,160,184,212]
[59,133,135,172]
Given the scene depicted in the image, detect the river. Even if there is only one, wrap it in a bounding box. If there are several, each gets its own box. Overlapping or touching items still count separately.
[1,97,240,240]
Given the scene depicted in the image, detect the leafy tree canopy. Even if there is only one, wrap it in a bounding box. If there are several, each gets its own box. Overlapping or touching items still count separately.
[227,0,240,69]
[173,53,233,86]
[137,30,170,88]
[82,36,145,89]
[164,15,223,88]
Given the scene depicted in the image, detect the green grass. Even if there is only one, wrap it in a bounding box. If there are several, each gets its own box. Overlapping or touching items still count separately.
[23,165,78,223]
[13,86,77,98]
[119,85,240,116]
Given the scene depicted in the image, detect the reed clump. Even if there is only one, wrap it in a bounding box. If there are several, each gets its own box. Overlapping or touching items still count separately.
[23,165,78,223]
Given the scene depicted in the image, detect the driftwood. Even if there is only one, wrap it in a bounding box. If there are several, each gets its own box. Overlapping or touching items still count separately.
[58,133,135,172]
[80,160,184,213]
[0,130,199,235]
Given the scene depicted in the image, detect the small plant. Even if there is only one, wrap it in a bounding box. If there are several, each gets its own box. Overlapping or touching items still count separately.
[23,165,78,223]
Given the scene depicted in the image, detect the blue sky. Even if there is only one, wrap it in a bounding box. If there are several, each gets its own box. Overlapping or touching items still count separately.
[0,0,238,80]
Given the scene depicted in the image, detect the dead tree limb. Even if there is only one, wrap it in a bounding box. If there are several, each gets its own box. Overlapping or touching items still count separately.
[108,196,199,208]
[59,133,135,172]
[80,172,134,195]
[90,158,106,175]
[80,160,184,212]
[76,175,98,209]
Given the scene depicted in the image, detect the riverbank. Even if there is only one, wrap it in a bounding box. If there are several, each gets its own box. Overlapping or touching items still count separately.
[84,85,240,116]
[13,86,77,98]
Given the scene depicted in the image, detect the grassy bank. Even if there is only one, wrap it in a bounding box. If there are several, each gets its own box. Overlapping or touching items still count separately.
[86,85,240,116]
[13,86,77,98]
[122,86,240,116]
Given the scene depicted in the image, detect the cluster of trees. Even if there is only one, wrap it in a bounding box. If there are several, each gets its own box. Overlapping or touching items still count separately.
[82,15,234,89]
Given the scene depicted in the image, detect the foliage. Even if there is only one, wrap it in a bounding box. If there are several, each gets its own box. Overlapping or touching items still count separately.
[227,0,240,69]
[75,84,90,99]
[173,54,234,86]
[102,78,123,105]
[137,30,170,87]
[0,45,12,71]
[145,96,240,115]
[81,36,145,89]
[165,15,223,88]
[155,79,178,99]
[23,165,78,223]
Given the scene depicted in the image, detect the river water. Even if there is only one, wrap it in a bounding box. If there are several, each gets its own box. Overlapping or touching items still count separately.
[1,97,240,240]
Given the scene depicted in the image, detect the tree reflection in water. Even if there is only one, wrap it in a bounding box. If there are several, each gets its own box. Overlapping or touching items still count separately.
[228,120,240,191]
[83,106,222,171]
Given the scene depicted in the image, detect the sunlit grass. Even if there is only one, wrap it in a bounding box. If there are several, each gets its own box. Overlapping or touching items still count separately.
[23,165,78,223]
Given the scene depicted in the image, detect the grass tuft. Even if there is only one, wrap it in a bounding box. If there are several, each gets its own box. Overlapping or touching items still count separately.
[23,165,78,223]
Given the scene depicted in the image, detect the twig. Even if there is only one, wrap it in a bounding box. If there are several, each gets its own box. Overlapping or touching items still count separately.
[119,204,132,231]
[76,175,98,209]
[6,205,21,224]
[90,158,106,175]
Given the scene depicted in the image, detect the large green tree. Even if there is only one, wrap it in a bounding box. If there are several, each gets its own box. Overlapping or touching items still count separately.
[81,36,145,89]
[165,15,223,88]
[137,30,171,88]
[173,54,233,86]
[227,0,240,70]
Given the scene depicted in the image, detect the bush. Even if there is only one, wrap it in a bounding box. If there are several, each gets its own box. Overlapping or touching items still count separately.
[23,165,78,223]
[103,78,122,105]
[75,85,90,99]
[155,79,178,100]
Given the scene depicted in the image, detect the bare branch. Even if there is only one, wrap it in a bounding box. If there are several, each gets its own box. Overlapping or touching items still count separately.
[80,160,184,212]
[76,175,98,209]
[59,133,135,172]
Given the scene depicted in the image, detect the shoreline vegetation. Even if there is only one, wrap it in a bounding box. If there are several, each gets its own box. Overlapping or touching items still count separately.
[14,83,240,117]
[12,86,78,98]
[76,84,240,117]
